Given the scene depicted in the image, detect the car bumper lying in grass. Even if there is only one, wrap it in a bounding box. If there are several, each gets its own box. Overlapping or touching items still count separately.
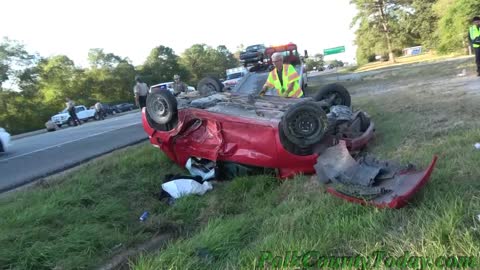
[142,75,437,208]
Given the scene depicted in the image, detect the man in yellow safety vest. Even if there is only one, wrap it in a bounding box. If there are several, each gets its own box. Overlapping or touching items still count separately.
[469,16,480,76]
[259,52,304,98]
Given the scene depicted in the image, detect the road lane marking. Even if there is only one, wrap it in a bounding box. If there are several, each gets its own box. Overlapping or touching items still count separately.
[0,122,143,162]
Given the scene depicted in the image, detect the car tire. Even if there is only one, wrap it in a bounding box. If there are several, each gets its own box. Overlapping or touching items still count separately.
[280,101,328,147]
[94,113,100,120]
[197,76,224,96]
[278,121,314,156]
[146,89,178,130]
[67,118,74,126]
[314,83,351,107]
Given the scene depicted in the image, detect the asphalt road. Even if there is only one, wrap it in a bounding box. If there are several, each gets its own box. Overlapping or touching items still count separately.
[0,112,147,192]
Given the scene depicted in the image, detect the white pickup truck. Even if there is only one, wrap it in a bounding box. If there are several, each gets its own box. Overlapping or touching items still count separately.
[51,105,100,127]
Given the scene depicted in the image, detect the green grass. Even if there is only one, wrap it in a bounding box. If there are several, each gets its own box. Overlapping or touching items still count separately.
[3,57,480,269]
[0,144,191,269]
[129,58,480,269]
[354,52,469,73]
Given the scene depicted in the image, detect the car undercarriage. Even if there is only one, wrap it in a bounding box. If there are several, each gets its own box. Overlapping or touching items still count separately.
[142,69,438,209]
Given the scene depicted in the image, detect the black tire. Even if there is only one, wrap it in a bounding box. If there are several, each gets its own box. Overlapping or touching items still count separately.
[280,101,328,147]
[94,113,100,120]
[197,76,224,96]
[67,118,74,126]
[358,111,371,131]
[278,121,314,156]
[146,90,178,127]
[314,83,351,107]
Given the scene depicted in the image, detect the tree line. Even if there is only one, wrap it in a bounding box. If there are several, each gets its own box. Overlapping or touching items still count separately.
[0,38,239,135]
[351,0,480,64]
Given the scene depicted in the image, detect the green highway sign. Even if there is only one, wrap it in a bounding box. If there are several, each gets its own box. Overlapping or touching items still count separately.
[324,46,345,56]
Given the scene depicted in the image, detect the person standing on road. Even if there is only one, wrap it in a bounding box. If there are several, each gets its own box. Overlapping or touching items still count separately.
[66,98,81,126]
[172,74,188,96]
[469,16,480,77]
[133,76,149,109]
[259,52,303,98]
[94,101,105,120]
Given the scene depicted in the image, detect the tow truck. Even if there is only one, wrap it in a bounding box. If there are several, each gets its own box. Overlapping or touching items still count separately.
[236,42,308,94]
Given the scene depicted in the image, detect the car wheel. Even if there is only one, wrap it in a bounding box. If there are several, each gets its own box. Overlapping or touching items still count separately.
[278,121,314,156]
[146,90,178,126]
[197,76,224,96]
[280,101,328,147]
[112,110,117,115]
[67,118,74,126]
[94,113,100,120]
[314,83,351,107]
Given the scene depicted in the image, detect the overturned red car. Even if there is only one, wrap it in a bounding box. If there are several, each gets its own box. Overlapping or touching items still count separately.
[141,51,437,208]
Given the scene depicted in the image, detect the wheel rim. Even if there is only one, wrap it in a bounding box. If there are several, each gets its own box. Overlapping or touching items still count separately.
[288,111,321,138]
[148,95,170,122]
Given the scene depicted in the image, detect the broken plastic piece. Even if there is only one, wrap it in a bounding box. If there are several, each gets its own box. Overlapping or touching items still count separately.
[314,141,438,209]
[186,157,216,181]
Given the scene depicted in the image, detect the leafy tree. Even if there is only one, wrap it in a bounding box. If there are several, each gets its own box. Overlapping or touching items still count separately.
[140,45,190,86]
[87,48,123,69]
[84,49,136,104]
[407,0,439,49]
[351,0,414,63]
[0,37,39,90]
[180,44,239,83]
[37,55,82,106]
[305,54,325,71]
[434,0,480,53]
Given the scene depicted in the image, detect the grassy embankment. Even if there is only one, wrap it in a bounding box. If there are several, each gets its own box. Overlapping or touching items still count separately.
[1,57,480,269]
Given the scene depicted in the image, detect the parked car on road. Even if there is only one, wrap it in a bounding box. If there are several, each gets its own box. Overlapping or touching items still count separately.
[51,105,100,127]
[148,82,196,95]
[95,104,119,115]
[0,127,11,153]
[113,103,136,113]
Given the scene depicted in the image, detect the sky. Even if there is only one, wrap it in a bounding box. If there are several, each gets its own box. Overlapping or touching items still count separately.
[0,0,359,67]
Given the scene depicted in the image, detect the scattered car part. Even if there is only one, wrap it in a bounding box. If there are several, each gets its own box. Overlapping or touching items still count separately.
[314,141,438,208]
